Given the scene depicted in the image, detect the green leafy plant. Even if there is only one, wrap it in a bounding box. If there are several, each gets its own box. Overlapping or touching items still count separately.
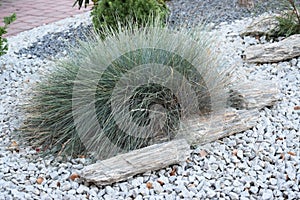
[273,0,300,37]
[21,19,230,160]
[0,13,16,56]
[91,0,169,34]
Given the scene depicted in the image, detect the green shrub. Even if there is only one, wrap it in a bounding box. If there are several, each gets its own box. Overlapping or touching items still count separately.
[0,13,16,56]
[273,0,300,37]
[21,19,229,160]
[91,0,169,34]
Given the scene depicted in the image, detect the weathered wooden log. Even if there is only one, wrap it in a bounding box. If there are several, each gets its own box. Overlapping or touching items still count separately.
[228,80,279,110]
[179,109,259,145]
[240,14,279,37]
[81,139,190,186]
[245,34,300,63]
[81,80,279,186]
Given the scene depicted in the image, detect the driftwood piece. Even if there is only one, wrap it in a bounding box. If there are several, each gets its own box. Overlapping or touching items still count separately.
[228,80,279,110]
[240,14,279,37]
[180,109,259,145]
[81,139,190,186]
[81,80,279,186]
[245,34,300,63]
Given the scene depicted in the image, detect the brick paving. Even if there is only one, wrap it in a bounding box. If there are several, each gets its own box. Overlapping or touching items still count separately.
[0,0,91,37]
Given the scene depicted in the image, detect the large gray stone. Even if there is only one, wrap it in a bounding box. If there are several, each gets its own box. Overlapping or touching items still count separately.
[245,34,300,63]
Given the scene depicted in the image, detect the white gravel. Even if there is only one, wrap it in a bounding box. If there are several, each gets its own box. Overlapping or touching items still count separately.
[0,10,299,200]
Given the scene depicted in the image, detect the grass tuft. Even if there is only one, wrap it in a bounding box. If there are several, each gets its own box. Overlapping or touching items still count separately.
[21,19,232,160]
[273,0,300,37]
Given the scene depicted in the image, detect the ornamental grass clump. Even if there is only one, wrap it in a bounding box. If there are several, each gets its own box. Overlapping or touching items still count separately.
[21,19,231,160]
